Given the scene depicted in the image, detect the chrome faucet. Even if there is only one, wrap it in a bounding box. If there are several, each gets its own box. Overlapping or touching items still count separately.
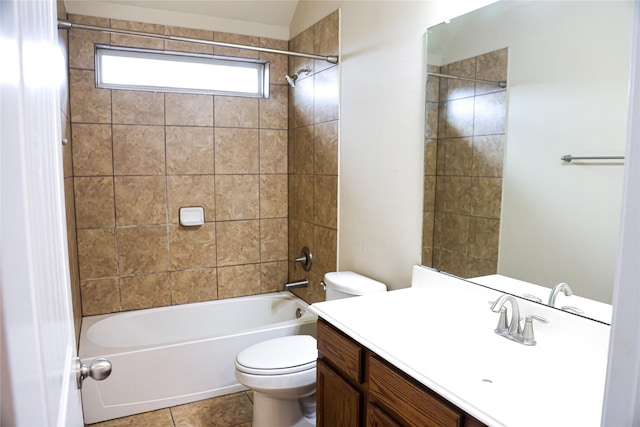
[490,294,549,346]
[490,294,522,338]
[548,282,573,307]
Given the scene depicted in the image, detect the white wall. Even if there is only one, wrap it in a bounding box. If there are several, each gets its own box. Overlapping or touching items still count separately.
[292,0,493,290]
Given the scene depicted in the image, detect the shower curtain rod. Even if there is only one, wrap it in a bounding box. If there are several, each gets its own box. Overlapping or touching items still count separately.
[57,20,339,64]
[427,71,507,88]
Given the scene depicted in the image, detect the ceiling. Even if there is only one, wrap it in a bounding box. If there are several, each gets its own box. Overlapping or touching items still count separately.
[101,0,300,27]
[64,0,300,39]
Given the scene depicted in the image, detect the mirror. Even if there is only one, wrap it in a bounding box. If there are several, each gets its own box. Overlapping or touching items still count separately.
[422,0,633,323]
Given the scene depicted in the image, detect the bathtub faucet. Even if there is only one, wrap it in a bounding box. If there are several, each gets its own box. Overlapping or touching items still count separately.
[285,279,309,291]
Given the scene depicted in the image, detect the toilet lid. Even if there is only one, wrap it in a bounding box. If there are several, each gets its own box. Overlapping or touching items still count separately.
[235,335,317,375]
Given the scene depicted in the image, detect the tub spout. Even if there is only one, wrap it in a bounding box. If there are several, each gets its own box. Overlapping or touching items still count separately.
[285,279,309,291]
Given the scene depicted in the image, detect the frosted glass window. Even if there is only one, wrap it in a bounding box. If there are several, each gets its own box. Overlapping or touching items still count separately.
[95,46,268,98]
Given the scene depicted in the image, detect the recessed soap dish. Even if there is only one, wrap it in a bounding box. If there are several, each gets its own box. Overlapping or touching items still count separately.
[179,207,204,226]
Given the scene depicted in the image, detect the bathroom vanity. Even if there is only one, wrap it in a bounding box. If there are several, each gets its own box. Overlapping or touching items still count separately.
[309,266,611,427]
[317,318,485,426]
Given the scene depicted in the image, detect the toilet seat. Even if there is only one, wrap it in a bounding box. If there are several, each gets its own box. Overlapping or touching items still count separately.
[235,335,317,375]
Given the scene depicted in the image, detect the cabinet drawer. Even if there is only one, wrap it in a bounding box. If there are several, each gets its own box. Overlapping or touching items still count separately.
[317,319,363,384]
[369,355,463,427]
[367,403,401,427]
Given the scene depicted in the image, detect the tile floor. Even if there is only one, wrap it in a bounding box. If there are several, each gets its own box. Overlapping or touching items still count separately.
[87,391,253,427]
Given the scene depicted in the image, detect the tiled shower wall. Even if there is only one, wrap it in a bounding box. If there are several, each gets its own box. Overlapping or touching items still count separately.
[67,12,339,315]
[423,48,507,278]
[68,15,290,316]
[58,1,83,341]
[287,11,339,304]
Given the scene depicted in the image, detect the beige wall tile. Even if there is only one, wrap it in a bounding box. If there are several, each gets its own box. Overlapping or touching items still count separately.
[440,214,470,253]
[314,175,337,229]
[167,175,215,223]
[444,59,476,100]
[259,85,287,129]
[171,392,253,427]
[314,121,338,175]
[215,128,259,174]
[470,177,502,219]
[74,177,115,228]
[289,26,314,76]
[68,14,110,27]
[166,93,213,126]
[217,264,261,299]
[72,124,113,176]
[117,226,168,275]
[165,26,214,55]
[472,135,504,177]
[290,74,314,128]
[113,125,165,175]
[425,102,439,140]
[114,176,167,226]
[314,66,339,123]
[469,217,500,260]
[170,269,217,305]
[289,126,314,175]
[120,273,171,310]
[445,97,474,138]
[77,228,117,279]
[215,175,259,221]
[213,33,259,59]
[473,91,507,136]
[442,176,471,215]
[260,129,287,174]
[69,69,111,123]
[214,96,259,128]
[289,219,314,263]
[216,220,260,266]
[444,137,473,176]
[476,48,508,96]
[166,126,214,175]
[313,225,337,276]
[439,249,467,278]
[288,174,313,221]
[110,19,164,50]
[424,138,438,176]
[260,218,288,262]
[69,28,109,70]
[259,43,288,86]
[112,90,165,125]
[261,261,288,293]
[260,174,287,218]
[467,256,498,277]
[314,10,339,73]
[81,278,120,316]
[169,223,217,270]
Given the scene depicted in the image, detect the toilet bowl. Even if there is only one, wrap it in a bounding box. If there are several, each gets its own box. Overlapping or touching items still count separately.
[234,271,387,427]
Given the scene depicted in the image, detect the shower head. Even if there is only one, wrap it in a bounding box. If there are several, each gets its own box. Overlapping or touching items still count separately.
[285,66,312,88]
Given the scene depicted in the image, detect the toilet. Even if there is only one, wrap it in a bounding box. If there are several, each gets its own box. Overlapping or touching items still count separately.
[234,271,387,427]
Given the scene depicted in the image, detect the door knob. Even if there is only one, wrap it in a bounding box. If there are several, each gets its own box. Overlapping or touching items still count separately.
[75,357,112,389]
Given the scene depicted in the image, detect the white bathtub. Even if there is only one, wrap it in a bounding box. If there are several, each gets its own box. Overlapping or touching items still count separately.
[79,291,317,424]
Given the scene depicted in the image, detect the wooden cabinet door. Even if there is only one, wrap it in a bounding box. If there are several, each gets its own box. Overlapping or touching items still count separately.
[317,359,362,427]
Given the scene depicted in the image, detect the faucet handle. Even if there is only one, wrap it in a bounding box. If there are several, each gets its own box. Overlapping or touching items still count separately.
[494,307,509,334]
[521,315,549,346]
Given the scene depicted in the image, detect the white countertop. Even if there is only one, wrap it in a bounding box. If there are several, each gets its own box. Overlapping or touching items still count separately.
[309,266,611,427]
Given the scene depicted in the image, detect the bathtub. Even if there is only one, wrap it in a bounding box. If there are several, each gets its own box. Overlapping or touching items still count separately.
[79,291,317,424]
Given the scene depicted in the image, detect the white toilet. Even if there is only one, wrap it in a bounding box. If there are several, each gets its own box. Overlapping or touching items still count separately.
[234,271,387,427]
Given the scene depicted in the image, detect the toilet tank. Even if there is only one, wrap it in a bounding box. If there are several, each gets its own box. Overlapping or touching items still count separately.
[323,271,387,301]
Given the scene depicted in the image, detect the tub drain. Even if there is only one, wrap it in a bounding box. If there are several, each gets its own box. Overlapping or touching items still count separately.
[295,308,303,319]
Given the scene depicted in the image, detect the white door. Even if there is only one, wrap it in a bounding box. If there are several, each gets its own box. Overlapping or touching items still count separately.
[0,0,84,425]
